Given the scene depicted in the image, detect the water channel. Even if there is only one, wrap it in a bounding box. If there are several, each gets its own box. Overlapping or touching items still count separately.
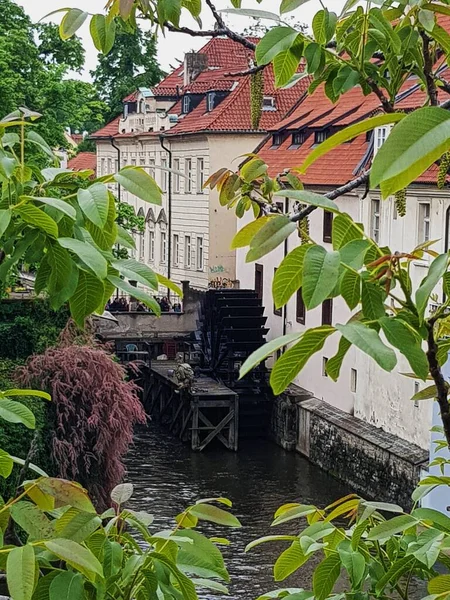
[126,426,349,600]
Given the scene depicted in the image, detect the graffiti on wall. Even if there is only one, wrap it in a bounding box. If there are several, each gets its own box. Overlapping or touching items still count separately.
[210,265,225,274]
[209,277,239,289]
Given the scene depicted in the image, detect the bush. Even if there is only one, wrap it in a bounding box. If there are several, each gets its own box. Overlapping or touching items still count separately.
[0,359,54,500]
[0,299,68,360]
[17,339,146,511]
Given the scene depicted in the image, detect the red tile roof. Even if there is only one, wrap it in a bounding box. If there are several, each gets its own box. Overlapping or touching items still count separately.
[92,37,309,139]
[68,152,97,173]
[91,117,121,139]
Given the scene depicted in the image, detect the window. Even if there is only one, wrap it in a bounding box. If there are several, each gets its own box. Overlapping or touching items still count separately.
[296,289,306,324]
[374,126,391,153]
[207,92,215,112]
[197,158,205,193]
[196,237,204,270]
[418,202,431,244]
[371,199,380,243]
[139,234,145,261]
[274,269,282,316]
[140,156,145,167]
[322,299,333,326]
[161,158,168,192]
[393,197,398,220]
[314,130,330,144]
[414,381,420,408]
[101,158,106,176]
[263,96,276,111]
[185,236,191,268]
[160,231,167,263]
[173,234,180,266]
[174,158,180,193]
[272,133,283,147]
[322,357,329,377]
[131,158,137,166]
[351,369,357,393]
[292,131,305,146]
[108,158,112,174]
[183,95,190,114]
[255,264,263,300]
[115,159,119,173]
[148,230,155,262]
[185,159,192,193]
[149,158,155,178]
[323,211,333,243]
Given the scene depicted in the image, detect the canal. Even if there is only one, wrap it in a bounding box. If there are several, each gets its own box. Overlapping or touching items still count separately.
[126,426,349,600]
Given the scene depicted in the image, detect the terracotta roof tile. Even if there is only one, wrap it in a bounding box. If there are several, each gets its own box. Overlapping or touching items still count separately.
[90,117,121,139]
[68,152,97,173]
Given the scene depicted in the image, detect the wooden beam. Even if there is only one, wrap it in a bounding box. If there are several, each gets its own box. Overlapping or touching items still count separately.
[198,411,235,451]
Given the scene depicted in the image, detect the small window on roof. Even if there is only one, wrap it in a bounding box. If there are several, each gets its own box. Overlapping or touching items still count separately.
[314,129,330,144]
[207,92,215,112]
[272,133,283,147]
[182,95,191,114]
[292,131,306,146]
[263,96,276,111]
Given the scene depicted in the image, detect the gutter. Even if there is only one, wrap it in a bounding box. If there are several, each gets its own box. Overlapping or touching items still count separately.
[159,135,173,299]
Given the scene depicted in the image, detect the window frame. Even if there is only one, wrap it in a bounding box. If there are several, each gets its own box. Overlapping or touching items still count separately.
[161,158,168,192]
[160,231,167,264]
[197,158,205,193]
[262,96,276,111]
[185,235,192,268]
[196,236,204,271]
[314,130,329,144]
[323,210,333,243]
[173,158,180,193]
[292,131,305,146]
[274,268,282,316]
[173,234,180,266]
[272,133,283,147]
[351,368,357,393]
[371,198,381,243]
[207,92,215,112]
[148,230,155,262]
[185,159,192,194]
[296,289,306,324]
[182,95,190,114]
[322,298,333,326]
[418,201,431,245]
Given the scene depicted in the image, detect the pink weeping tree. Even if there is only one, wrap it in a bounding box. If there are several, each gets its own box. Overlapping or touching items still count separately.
[17,323,146,510]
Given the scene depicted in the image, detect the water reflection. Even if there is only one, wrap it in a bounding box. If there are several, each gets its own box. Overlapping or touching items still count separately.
[126,426,349,600]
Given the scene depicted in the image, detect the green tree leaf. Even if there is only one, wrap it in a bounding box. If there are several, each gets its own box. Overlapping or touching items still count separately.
[340,240,371,270]
[35,478,96,513]
[245,535,298,552]
[58,238,108,279]
[339,548,365,587]
[375,555,416,594]
[273,245,312,309]
[69,270,105,328]
[231,216,274,249]
[114,167,162,205]
[326,337,352,381]
[77,183,110,228]
[44,539,103,582]
[411,384,437,401]
[340,269,361,310]
[0,448,13,478]
[277,190,340,213]
[90,14,116,54]
[273,36,304,88]
[22,197,76,220]
[157,273,183,298]
[332,213,363,250]
[47,242,79,310]
[336,322,397,371]
[108,276,161,315]
[274,542,308,581]
[271,504,317,526]
[302,246,341,309]
[49,572,85,600]
[280,0,311,13]
[240,332,303,379]
[270,326,335,394]
[246,216,296,262]
[241,158,268,182]
[10,501,54,540]
[0,399,35,429]
[429,574,450,595]
[367,514,418,541]
[255,26,300,66]
[371,107,450,197]
[25,131,54,159]
[15,204,58,238]
[6,544,36,600]
[361,279,385,319]
[415,253,449,321]
[0,209,11,237]
[313,554,341,600]
[111,259,158,290]
[380,317,428,381]
[190,503,242,527]
[60,8,89,40]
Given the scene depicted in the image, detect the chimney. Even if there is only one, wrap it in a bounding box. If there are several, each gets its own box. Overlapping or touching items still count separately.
[184,52,208,87]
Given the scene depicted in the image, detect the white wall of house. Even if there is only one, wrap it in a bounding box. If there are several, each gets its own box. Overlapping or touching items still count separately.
[236,187,450,449]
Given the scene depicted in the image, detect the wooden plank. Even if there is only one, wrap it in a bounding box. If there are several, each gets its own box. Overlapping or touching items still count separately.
[180,406,193,441]
[197,411,229,449]
[191,400,200,450]
[229,397,239,451]
[198,412,235,451]
[170,400,184,432]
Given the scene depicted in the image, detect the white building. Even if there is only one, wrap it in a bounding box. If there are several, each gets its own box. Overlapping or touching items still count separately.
[92,37,309,292]
[236,82,450,450]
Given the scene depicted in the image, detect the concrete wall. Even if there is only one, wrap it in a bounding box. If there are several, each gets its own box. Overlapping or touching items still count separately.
[236,187,450,450]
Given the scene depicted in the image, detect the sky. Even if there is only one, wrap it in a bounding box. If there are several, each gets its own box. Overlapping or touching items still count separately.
[16,0,346,78]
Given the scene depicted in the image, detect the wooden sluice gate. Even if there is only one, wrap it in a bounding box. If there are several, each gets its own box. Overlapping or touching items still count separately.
[143,361,239,452]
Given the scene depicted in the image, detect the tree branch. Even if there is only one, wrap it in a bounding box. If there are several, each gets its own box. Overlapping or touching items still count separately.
[204,0,257,51]
[427,322,450,447]
[225,64,266,77]
[422,31,439,107]
[366,80,395,113]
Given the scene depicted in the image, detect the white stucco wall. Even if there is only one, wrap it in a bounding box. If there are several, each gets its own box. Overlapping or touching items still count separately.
[236,187,450,449]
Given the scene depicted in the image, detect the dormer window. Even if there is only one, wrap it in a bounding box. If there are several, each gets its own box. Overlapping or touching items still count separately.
[207,92,215,112]
[314,129,330,144]
[272,133,283,147]
[292,131,306,147]
[182,95,191,114]
[374,125,392,154]
[263,96,276,111]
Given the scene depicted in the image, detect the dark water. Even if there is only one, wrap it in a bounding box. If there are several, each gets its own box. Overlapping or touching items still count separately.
[126,426,349,600]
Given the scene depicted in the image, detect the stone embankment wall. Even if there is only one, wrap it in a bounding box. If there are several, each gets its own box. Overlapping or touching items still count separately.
[271,387,428,510]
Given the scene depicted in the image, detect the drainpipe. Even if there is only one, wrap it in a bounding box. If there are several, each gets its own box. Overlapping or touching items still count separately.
[110,137,121,201]
[159,135,173,299]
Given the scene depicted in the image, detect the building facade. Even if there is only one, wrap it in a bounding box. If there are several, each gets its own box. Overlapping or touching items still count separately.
[92,37,308,292]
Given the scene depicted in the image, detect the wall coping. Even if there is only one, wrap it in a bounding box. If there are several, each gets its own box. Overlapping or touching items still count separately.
[300,396,428,467]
